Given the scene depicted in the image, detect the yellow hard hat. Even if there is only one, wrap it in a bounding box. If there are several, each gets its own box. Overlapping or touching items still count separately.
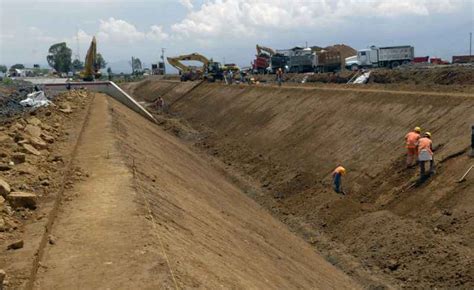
[414,126,421,133]
[340,167,346,175]
[424,132,432,138]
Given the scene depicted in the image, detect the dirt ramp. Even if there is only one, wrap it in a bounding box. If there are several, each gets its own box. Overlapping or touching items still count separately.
[150,82,474,287]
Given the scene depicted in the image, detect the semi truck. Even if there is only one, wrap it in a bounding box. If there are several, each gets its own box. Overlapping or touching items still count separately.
[345,45,414,70]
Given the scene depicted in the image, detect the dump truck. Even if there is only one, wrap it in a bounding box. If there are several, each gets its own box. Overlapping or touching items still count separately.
[345,45,415,70]
[288,48,317,73]
[315,50,343,72]
[270,54,289,73]
[253,45,275,74]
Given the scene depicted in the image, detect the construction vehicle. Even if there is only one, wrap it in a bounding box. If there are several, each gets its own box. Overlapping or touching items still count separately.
[345,45,415,70]
[167,53,224,82]
[288,48,317,73]
[315,50,343,72]
[452,55,474,63]
[253,45,275,74]
[81,36,101,81]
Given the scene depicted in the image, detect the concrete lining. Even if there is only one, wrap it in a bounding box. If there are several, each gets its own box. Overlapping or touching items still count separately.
[42,81,157,123]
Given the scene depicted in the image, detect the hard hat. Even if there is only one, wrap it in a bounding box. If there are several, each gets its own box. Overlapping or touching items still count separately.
[414,126,421,133]
[424,132,432,138]
[340,167,346,175]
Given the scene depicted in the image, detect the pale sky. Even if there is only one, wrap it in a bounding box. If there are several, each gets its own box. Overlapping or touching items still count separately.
[1,0,473,72]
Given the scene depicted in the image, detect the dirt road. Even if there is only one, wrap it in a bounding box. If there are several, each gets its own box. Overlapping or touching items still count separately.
[30,93,357,289]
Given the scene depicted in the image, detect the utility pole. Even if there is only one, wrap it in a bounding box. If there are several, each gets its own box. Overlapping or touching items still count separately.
[470,32,472,59]
[161,48,166,74]
[75,27,81,61]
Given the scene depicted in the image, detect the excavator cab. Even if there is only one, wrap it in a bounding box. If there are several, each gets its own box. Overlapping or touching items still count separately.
[205,62,224,82]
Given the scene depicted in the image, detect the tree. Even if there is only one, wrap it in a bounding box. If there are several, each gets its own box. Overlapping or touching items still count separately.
[10,64,25,70]
[0,65,7,73]
[72,59,84,71]
[46,42,72,73]
[96,53,107,69]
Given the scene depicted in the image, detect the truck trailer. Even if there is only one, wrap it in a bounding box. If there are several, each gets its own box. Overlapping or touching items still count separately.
[345,45,414,70]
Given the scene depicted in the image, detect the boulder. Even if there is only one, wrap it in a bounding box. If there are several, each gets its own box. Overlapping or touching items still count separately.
[0,133,11,144]
[59,102,73,113]
[0,179,10,197]
[24,124,42,138]
[29,137,48,150]
[0,164,12,171]
[7,240,24,250]
[7,192,37,209]
[27,117,42,126]
[0,269,5,286]
[0,217,5,232]
[11,153,26,164]
[11,123,24,131]
[22,144,41,156]
[40,133,55,143]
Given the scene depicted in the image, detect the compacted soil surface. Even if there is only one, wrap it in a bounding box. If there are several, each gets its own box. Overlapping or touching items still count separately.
[122,79,474,288]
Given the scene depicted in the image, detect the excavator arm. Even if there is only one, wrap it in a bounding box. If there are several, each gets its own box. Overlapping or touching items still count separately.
[256,45,276,57]
[167,53,210,73]
[82,36,101,81]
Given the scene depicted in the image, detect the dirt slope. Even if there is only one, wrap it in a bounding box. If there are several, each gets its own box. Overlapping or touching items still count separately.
[108,93,358,289]
[24,93,358,289]
[126,80,474,288]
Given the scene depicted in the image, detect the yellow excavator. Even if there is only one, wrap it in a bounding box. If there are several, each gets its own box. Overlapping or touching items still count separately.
[81,36,101,81]
[167,53,224,82]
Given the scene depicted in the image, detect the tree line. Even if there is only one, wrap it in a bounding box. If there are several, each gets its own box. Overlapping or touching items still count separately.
[0,42,107,74]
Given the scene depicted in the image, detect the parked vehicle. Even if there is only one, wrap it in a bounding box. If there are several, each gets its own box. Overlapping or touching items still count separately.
[345,45,415,70]
[412,56,429,63]
[253,45,275,74]
[270,54,289,73]
[452,55,474,64]
[288,48,317,73]
[315,50,342,72]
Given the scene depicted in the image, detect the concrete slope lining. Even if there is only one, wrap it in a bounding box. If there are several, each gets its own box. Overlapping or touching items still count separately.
[42,81,157,123]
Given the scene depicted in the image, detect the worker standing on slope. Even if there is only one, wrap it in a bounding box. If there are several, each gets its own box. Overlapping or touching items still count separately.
[418,132,434,179]
[332,165,346,194]
[405,126,421,168]
[276,68,283,86]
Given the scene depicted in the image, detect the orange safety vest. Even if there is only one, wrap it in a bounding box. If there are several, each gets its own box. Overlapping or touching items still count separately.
[405,131,420,148]
[333,166,346,176]
[418,137,433,155]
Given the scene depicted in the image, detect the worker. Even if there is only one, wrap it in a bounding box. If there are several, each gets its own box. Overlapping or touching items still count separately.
[276,68,283,86]
[155,97,165,112]
[405,126,421,168]
[332,165,346,194]
[418,132,434,178]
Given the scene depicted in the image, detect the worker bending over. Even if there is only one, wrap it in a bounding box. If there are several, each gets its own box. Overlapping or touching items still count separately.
[418,132,434,178]
[405,126,421,168]
[332,165,346,194]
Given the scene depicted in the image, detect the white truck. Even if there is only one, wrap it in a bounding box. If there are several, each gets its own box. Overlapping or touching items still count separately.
[345,45,414,70]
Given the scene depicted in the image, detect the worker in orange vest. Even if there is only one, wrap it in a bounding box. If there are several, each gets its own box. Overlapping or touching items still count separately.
[418,132,434,178]
[332,165,346,194]
[405,126,421,168]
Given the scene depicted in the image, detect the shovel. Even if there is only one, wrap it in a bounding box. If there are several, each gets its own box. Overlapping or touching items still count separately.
[457,165,473,183]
